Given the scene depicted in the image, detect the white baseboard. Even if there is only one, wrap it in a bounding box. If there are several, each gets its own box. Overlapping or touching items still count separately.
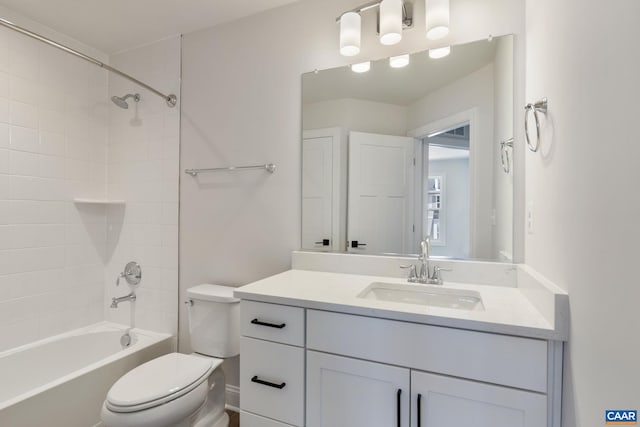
[225,384,240,412]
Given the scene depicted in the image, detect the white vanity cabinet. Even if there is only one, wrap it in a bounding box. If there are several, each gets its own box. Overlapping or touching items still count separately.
[306,352,546,427]
[306,350,411,427]
[410,371,547,427]
[239,301,305,427]
[239,301,562,427]
[306,309,555,427]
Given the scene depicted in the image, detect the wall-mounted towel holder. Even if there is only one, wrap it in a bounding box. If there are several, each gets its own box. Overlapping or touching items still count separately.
[524,98,548,152]
[185,163,276,177]
[500,137,514,174]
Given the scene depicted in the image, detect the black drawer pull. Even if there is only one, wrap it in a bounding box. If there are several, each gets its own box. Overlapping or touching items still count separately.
[251,375,286,389]
[397,388,402,427]
[417,393,422,427]
[251,318,286,329]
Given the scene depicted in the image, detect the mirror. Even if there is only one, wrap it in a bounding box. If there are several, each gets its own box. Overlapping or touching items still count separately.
[301,35,514,261]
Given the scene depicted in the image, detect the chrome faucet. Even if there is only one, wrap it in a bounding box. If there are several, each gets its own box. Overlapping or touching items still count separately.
[419,237,431,283]
[111,291,136,308]
[400,237,451,285]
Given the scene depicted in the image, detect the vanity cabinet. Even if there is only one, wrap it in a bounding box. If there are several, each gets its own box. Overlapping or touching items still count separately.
[240,301,305,427]
[306,351,546,427]
[306,350,411,427]
[240,301,561,427]
[410,371,546,427]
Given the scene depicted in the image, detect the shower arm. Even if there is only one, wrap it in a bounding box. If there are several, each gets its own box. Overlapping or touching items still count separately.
[0,17,177,108]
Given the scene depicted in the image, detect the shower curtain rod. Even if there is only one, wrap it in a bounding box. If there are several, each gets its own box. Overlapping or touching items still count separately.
[0,17,177,107]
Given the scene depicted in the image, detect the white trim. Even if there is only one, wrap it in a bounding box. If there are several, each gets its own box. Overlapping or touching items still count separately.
[408,108,479,258]
[225,384,240,412]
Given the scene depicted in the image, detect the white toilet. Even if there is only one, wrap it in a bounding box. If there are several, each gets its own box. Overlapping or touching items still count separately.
[101,284,240,427]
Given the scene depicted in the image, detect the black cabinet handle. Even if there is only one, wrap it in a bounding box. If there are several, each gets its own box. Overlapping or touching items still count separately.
[397,389,402,427]
[417,393,422,427]
[351,240,367,248]
[251,318,286,329]
[251,375,286,389]
[314,239,330,246]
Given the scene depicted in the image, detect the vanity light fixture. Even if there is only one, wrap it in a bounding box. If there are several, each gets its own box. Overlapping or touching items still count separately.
[425,0,450,40]
[379,0,403,45]
[389,54,410,68]
[337,1,413,56]
[351,61,371,73]
[340,11,361,56]
[429,46,451,59]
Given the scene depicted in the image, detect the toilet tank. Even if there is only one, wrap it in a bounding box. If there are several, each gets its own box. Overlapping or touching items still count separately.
[187,284,240,358]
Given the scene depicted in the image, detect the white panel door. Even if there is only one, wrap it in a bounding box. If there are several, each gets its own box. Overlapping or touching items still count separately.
[411,370,547,427]
[348,131,415,254]
[302,136,334,250]
[307,350,410,427]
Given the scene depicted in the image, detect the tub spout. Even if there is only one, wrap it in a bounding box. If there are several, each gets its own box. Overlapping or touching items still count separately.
[111,291,136,308]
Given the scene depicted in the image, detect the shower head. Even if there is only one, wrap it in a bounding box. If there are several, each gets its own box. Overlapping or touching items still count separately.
[111,93,140,109]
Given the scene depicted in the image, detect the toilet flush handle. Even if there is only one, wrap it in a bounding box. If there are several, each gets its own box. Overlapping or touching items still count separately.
[184,300,194,306]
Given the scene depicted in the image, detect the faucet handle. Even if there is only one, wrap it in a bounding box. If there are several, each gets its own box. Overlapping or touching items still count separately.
[116,272,125,286]
[400,264,418,282]
[431,266,452,284]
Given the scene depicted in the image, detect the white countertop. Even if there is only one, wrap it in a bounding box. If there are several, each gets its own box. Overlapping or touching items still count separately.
[234,269,568,341]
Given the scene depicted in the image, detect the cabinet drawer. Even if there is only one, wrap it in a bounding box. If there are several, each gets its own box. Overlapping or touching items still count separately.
[241,411,295,427]
[240,337,305,426]
[241,300,305,346]
[307,310,548,393]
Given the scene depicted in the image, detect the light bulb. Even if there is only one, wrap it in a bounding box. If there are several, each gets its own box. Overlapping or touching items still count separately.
[426,0,450,40]
[379,0,403,45]
[340,12,361,56]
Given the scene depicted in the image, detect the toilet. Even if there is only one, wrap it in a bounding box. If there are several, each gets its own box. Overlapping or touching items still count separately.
[101,284,240,427]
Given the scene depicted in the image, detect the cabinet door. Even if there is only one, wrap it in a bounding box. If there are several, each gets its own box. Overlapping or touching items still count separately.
[307,350,410,427]
[411,371,547,427]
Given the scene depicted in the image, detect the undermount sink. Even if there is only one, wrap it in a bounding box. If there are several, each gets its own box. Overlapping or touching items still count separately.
[357,282,485,311]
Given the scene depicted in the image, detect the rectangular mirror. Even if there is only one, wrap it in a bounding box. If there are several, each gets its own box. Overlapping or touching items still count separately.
[301,35,514,262]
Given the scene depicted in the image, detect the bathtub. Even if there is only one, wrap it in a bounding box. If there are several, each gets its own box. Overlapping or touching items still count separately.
[0,322,173,427]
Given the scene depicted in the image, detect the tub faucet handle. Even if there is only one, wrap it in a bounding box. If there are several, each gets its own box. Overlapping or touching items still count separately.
[116,262,142,287]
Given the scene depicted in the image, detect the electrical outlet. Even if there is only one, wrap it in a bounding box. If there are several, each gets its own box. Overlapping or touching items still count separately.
[527,202,534,234]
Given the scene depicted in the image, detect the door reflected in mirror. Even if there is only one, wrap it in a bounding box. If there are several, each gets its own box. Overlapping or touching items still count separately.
[301,35,514,262]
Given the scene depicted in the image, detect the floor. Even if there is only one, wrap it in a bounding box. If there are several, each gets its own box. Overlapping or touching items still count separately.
[227,409,239,427]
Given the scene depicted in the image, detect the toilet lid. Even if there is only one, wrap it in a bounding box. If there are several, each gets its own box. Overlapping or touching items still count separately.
[106,353,214,411]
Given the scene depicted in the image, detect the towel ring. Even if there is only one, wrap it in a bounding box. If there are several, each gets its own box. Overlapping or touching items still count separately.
[500,138,514,174]
[524,98,547,152]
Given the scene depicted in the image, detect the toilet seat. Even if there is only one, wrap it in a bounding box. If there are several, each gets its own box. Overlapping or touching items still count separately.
[106,353,221,413]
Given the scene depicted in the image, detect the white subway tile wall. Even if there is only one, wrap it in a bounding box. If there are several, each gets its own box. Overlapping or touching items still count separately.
[0,25,180,351]
[0,26,108,351]
[104,36,180,335]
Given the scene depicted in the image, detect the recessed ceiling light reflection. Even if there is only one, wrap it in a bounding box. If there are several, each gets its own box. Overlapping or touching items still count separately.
[351,61,371,73]
[389,54,410,68]
[429,46,451,59]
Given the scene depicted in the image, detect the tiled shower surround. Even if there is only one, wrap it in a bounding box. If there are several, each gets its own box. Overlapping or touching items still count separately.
[0,22,179,352]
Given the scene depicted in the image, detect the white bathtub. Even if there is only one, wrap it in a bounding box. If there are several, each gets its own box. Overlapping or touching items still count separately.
[0,322,173,427]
